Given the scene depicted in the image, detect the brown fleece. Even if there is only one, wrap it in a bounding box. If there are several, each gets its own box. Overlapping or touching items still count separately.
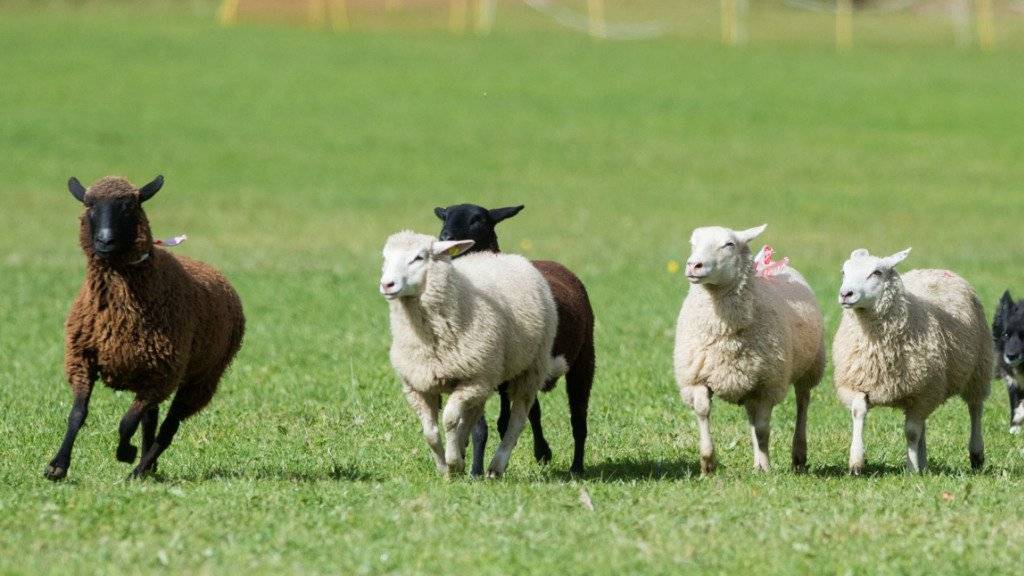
[532,260,595,391]
[64,177,244,418]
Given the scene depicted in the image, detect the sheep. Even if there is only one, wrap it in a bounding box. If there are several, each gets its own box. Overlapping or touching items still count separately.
[833,248,992,474]
[380,230,561,478]
[674,224,825,474]
[44,175,245,481]
[992,290,1024,433]
[434,203,595,476]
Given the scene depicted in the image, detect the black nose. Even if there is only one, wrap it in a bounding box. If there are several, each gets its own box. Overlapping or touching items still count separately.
[1009,352,1021,361]
[95,228,114,244]
[841,290,854,299]
[439,231,453,242]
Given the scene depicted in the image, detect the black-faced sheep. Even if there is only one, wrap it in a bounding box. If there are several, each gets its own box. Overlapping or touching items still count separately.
[44,175,244,481]
[833,248,991,473]
[435,203,595,476]
[993,291,1024,433]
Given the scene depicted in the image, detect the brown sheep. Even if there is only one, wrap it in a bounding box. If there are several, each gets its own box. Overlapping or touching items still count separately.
[435,204,595,476]
[44,175,244,481]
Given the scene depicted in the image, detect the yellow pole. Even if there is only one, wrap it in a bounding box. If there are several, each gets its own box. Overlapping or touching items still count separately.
[721,0,737,45]
[587,0,606,39]
[217,0,239,26]
[836,0,853,51]
[976,0,995,51]
[475,0,496,34]
[308,0,326,26]
[385,0,401,12]
[328,0,348,31]
[449,0,468,33]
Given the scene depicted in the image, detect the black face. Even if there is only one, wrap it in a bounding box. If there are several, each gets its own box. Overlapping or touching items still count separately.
[995,290,1024,367]
[434,203,524,255]
[87,197,140,258]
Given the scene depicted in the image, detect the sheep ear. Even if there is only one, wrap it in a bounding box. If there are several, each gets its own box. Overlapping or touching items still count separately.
[883,247,911,268]
[432,239,475,258]
[434,207,448,221]
[736,224,767,244]
[850,248,870,259]
[68,177,87,203]
[489,205,524,224]
[138,175,164,203]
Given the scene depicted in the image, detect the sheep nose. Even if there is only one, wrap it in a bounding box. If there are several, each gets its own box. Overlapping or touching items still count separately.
[687,261,703,271]
[95,228,114,244]
[381,281,395,290]
[841,290,854,299]
[439,231,453,242]
[1008,352,1021,362]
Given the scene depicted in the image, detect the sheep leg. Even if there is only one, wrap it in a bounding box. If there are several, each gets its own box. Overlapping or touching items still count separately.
[496,388,510,438]
[566,342,594,476]
[846,391,868,475]
[968,399,985,471]
[470,415,488,478]
[791,386,811,472]
[488,385,537,478]
[141,405,159,459]
[404,387,447,474]
[130,400,186,479]
[904,415,925,473]
[528,400,552,465]
[442,387,488,477]
[685,385,716,475]
[116,399,152,464]
[918,420,927,471]
[745,401,772,472]
[44,386,95,481]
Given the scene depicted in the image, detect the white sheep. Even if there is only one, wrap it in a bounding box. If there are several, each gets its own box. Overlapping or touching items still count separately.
[379,231,561,478]
[674,224,825,474]
[833,248,992,474]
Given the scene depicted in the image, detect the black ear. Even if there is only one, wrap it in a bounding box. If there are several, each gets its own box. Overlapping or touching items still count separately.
[139,175,164,202]
[489,205,524,224]
[995,290,1014,338]
[68,177,87,203]
[434,207,448,221]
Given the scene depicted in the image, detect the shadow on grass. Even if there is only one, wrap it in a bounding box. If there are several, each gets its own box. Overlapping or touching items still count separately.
[808,461,1004,478]
[164,462,382,483]
[571,457,700,482]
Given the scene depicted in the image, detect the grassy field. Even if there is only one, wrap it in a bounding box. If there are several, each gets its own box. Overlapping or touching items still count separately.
[2,2,1024,574]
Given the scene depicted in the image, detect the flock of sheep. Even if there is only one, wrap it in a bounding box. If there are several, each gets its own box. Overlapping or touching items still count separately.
[43,175,1018,481]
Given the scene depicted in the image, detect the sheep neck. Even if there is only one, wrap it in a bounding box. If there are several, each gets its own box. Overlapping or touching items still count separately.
[697,261,756,329]
[850,276,910,343]
[397,260,466,351]
[84,257,156,317]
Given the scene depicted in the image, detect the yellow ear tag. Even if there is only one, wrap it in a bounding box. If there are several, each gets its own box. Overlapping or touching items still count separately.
[448,247,461,257]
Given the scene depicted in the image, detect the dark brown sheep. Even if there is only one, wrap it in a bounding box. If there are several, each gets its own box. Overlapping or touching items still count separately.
[435,204,595,475]
[44,175,244,481]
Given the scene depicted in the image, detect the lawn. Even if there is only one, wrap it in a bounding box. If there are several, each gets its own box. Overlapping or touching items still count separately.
[1,2,1024,574]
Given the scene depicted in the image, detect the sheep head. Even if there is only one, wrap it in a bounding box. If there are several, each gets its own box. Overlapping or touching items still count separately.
[68,175,163,266]
[685,224,766,287]
[380,231,474,300]
[434,203,524,255]
[838,247,911,311]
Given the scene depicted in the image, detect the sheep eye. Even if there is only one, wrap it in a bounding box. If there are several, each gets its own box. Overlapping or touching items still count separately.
[723,242,735,248]
[411,254,425,263]
[870,270,882,277]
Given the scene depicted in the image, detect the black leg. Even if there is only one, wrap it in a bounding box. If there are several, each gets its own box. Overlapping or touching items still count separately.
[116,399,150,464]
[567,341,595,476]
[496,388,511,439]
[130,401,185,479]
[529,399,552,464]
[45,391,93,481]
[470,414,488,477]
[141,406,159,465]
[1008,381,1020,425]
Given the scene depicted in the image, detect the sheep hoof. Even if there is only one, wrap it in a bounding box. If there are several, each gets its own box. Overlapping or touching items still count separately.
[970,452,984,471]
[849,464,863,476]
[791,459,808,474]
[569,465,584,478]
[534,444,552,465]
[445,459,465,479]
[43,464,67,481]
[486,469,503,479]
[1010,425,1022,435]
[116,444,138,464]
[699,455,716,475]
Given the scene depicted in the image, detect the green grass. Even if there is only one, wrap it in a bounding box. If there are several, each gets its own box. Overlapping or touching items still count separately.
[2,2,1024,574]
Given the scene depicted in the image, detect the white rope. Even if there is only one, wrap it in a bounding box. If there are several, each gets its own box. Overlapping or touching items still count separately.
[783,0,922,14]
[522,0,670,40]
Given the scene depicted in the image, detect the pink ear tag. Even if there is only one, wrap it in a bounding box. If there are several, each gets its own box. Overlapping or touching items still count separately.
[154,234,187,247]
[755,245,789,278]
